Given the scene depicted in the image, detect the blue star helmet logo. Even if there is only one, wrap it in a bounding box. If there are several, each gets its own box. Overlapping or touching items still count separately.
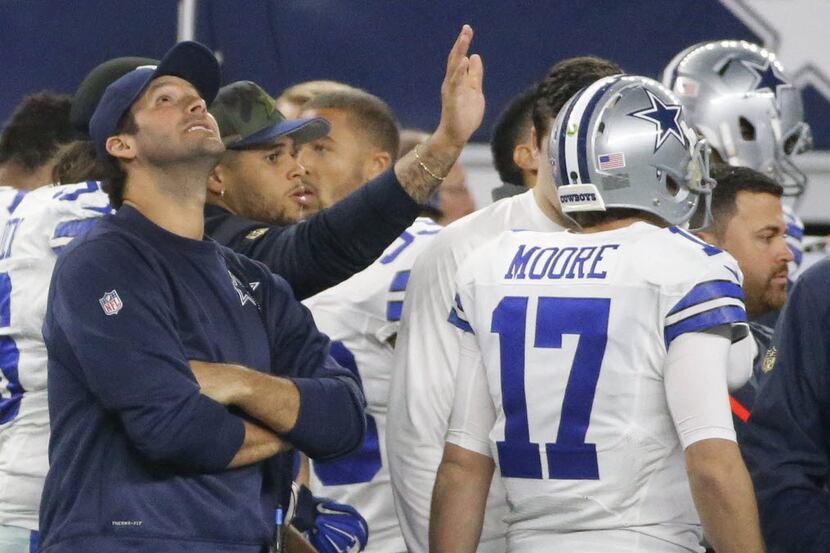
[739,58,793,109]
[628,89,687,152]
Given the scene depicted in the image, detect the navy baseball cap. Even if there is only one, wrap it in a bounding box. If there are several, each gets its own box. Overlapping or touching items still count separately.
[209,81,330,150]
[89,41,221,159]
[71,56,157,137]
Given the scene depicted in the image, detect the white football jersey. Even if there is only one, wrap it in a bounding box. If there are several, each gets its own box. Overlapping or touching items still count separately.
[0,181,110,530]
[386,190,565,553]
[448,222,746,553]
[0,187,26,232]
[304,217,441,553]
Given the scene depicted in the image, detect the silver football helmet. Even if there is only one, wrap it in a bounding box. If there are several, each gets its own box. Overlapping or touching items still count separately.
[548,74,715,227]
[662,40,813,197]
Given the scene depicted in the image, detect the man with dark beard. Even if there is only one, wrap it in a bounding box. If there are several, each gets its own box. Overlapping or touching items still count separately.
[694,164,792,428]
[206,80,331,226]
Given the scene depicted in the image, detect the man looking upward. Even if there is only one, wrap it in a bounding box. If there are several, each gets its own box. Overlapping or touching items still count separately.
[39,41,366,553]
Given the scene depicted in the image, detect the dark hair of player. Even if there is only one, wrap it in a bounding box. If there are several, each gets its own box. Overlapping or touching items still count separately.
[693,164,784,236]
[491,86,537,187]
[52,141,106,185]
[303,89,400,161]
[0,91,74,171]
[532,56,623,148]
[100,111,139,209]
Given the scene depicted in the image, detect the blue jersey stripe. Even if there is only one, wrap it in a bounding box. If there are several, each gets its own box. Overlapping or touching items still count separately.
[52,218,100,240]
[8,191,25,214]
[790,246,803,266]
[448,307,474,334]
[386,301,403,322]
[389,270,410,292]
[668,279,744,316]
[665,305,746,347]
[29,529,39,553]
[786,223,804,241]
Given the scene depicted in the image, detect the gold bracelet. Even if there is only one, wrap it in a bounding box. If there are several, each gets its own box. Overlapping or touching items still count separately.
[414,144,447,182]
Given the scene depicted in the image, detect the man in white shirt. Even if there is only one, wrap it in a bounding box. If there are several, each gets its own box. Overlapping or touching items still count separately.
[386,56,622,553]
[430,75,764,553]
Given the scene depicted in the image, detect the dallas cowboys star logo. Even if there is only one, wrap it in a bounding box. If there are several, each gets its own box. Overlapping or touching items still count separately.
[628,89,687,152]
[721,0,830,104]
[228,271,258,307]
[740,58,792,109]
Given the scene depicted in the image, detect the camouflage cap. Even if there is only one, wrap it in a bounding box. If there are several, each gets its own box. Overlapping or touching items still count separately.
[210,81,330,149]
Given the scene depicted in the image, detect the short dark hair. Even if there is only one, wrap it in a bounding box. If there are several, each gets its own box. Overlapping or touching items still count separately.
[532,56,622,148]
[303,89,400,161]
[697,164,784,236]
[52,140,107,185]
[0,91,74,171]
[491,86,537,187]
[100,111,139,209]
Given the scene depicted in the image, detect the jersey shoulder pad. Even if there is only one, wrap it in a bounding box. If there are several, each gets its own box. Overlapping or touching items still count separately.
[629,225,740,287]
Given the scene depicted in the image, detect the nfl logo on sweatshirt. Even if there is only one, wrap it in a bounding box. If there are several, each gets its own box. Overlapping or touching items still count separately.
[99,290,123,316]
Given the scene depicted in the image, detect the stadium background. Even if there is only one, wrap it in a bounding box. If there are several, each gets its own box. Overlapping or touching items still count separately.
[1,0,827,225]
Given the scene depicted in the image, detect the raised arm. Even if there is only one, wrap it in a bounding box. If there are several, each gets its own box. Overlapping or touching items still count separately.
[393,24,484,204]
[205,25,484,300]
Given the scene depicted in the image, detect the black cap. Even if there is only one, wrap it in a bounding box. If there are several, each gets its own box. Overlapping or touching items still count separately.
[71,56,158,137]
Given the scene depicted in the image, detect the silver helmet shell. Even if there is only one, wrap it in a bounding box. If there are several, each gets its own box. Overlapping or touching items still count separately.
[549,75,715,227]
[662,40,812,196]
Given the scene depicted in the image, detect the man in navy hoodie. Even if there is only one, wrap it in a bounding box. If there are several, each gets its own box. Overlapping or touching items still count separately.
[39,41,367,553]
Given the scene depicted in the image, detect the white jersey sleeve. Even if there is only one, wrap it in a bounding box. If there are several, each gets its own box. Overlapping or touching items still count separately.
[664,330,736,449]
[304,218,441,553]
[0,181,110,530]
[446,301,495,458]
[386,190,564,553]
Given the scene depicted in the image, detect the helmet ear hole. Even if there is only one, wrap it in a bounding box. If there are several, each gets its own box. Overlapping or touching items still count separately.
[597,122,606,135]
[739,117,756,141]
[666,176,681,197]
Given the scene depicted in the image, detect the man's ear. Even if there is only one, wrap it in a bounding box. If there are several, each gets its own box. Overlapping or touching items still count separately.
[514,142,538,172]
[105,135,137,161]
[364,150,392,182]
[207,163,227,196]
